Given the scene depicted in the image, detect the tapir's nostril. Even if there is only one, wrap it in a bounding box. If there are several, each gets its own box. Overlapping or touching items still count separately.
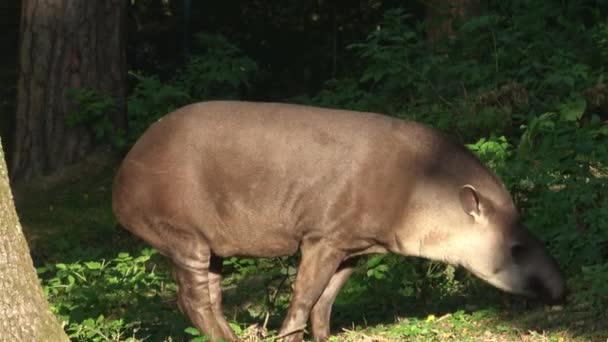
[510,242,525,261]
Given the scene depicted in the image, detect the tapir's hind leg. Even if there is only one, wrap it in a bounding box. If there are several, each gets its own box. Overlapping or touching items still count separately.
[309,257,358,342]
[116,214,235,341]
[277,240,346,342]
[172,241,236,342]
[208,255,238,340]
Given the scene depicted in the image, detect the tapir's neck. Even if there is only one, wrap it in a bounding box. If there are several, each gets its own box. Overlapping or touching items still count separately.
[386,185,470,264]
[383,129,515,264]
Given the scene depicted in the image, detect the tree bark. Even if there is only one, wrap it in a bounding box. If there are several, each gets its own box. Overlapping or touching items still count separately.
[0,138,68,341]
[12,0,127,180]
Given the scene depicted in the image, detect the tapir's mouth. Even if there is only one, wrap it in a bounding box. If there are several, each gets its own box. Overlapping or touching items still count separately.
[481,274,567,305]
[474,268,568,305]
[468,269,513,292]
[468,267,535,298]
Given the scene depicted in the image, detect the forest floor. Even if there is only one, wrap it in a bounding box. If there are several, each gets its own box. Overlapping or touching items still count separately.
[14,151,608,342]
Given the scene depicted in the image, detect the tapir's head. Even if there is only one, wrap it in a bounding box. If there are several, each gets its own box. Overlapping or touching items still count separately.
[447,185,567,304]
[404,181,567,305]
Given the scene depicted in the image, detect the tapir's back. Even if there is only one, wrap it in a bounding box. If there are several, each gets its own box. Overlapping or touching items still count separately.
[112,101,498,258]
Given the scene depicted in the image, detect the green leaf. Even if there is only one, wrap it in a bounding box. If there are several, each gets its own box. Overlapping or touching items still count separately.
[229,322,242,334]
[558,96,586,122]
[191,337,209,342]
[366,255,385,268]
[67,275,76,287]
[184,327,201,336]
[84,261,102,270]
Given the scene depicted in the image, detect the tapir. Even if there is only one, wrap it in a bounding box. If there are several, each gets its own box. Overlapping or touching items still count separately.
[112,101,566,342]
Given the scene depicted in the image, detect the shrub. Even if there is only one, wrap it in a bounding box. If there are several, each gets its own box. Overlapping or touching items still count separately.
[39,249,187,340]
[67,88,125,148]
[173,33,258,100]
[126,72,192,143]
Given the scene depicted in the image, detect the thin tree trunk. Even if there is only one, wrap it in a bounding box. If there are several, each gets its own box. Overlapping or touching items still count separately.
[12,0,126,180]
[0,138,68,341]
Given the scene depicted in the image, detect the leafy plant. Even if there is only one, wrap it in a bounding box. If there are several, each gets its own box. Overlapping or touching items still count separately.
[467,135,512,175]
[67,88,125,147]
[184,327,210,342]
[117,33,257,146]
[39,248,185,340]
[173,33,258,100]
[576,262,608,310]
[513,113,608,269]
[126,71,191,143]
[306,78,376,111]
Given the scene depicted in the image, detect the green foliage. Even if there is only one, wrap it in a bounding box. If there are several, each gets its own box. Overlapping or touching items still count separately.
[38,249,186,341]
[125,33,257,143]
[466,135,512,174]
[301,78,376,111]
[314,9,430,115]
[65,33,257,148]
[174,33,258,100]
[65,75,191,148]
[342,254,466,318]
[184,326,209,342]
[351,9,420,89]
[312,3,605,138]
[126,71,192,143]
[576,262,608,310]
[593,19,608,61]
[366,255,391,280]
[223,257,260,281]
[512,114,608,269]
[67,88,125,147]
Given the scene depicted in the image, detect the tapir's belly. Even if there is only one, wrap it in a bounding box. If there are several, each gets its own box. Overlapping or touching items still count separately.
[195,194,306,258]
[135,159,391,259]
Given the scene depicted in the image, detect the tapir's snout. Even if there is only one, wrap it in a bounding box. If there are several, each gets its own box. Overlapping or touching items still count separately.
[465,219,568,306]
[508,231,568,305]
[522,249,568,305]
[528,272,568,305]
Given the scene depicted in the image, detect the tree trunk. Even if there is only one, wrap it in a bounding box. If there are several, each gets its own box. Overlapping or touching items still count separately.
[0,138,68,341]
[12,0,127,180]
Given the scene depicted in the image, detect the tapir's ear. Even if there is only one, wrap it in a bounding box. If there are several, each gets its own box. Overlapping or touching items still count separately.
[459,185,482,219]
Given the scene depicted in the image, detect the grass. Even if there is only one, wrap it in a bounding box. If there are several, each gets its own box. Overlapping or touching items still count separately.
[14,152,608,341]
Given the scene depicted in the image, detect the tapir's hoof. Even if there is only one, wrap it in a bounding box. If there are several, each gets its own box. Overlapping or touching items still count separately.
[278,332,304,342]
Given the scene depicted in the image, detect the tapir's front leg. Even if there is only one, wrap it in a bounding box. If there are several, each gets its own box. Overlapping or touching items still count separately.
[277,239,346,342]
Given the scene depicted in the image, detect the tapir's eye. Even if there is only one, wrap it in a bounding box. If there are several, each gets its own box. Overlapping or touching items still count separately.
[511,243,526,261]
